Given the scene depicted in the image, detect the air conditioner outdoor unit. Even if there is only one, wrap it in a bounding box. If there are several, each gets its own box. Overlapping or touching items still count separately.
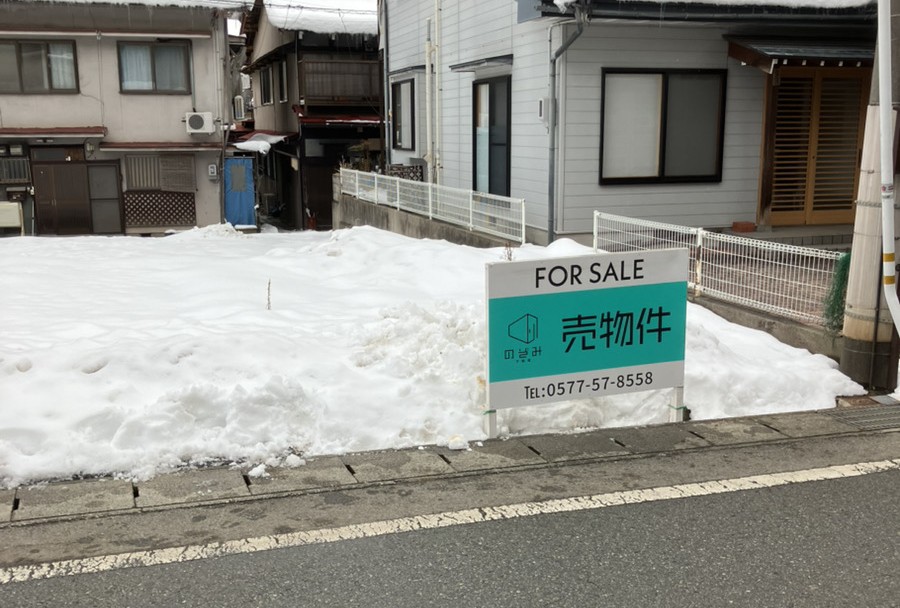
[233,96,246,121]
[185,111,216,134]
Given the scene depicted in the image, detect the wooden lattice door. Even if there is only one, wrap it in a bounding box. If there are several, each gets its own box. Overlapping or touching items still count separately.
[765,67,869,226]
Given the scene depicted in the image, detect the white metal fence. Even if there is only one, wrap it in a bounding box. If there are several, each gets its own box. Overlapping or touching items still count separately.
[593,212,846,327]
[340,168,526,244]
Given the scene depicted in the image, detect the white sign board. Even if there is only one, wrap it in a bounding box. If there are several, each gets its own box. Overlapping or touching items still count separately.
[486,249,689,409]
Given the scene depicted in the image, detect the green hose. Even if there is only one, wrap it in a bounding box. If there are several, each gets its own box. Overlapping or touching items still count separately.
[823,252,851,333]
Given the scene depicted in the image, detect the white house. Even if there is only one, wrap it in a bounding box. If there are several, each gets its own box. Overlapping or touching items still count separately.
[382,0,875,244]
[0,0,251,236]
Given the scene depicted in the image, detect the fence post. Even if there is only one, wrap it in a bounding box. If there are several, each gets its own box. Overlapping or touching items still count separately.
[520,199,526,244]
[396,177,401,211]
[469,191,474,230]
[593,211,600,251]
[355,170,359,199]
[694,228,704,295]
[428,182,434,219]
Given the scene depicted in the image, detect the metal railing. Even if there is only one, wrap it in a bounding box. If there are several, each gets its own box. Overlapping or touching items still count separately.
[340,168,527,244]
[593,212,845,326]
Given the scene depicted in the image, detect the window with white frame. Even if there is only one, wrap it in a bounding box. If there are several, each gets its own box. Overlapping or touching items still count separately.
[260,65,273,105]
[391,79,415,150]
[600,68,726,184]
[0,40,78,93]
[278,61,288,103]
[118,41,190,93]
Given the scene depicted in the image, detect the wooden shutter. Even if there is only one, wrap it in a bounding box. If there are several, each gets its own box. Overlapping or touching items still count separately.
[160,154,196,192]
[811,76,865,219]
[767,68,868,226]
[770,75,813,219]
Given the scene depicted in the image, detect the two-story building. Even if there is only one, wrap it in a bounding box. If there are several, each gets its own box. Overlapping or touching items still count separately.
[0,0,251,236]
[241,0,381,230]
[382,0,876,245]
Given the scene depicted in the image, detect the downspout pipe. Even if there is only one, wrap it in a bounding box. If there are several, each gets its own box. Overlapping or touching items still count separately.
[877,0,900,336]
[382,0,392,167]
[547,4,585,244]
[425,18,434,183]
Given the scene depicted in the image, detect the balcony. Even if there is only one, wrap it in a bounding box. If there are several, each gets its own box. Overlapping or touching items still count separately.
[297,59,380,108]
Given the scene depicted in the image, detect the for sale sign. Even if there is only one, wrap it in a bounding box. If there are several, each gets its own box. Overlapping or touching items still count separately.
[486,249,688,408]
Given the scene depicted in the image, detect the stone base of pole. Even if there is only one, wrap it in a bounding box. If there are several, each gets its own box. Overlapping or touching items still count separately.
[840,337,895,390]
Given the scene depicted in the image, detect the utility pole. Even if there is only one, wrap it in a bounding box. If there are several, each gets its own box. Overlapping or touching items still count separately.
[841,0,900,390]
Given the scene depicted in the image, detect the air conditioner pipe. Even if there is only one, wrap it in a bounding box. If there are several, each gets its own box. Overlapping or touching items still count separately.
[433,0,442,185]
[425,17,434,183]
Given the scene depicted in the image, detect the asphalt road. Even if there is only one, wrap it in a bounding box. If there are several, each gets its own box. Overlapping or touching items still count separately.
[1,438,899,607]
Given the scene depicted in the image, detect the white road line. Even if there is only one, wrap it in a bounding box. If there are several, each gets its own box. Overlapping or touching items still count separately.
[3,458,899,585]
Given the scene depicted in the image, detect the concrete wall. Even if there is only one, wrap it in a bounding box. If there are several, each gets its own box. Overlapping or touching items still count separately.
[333,192,510,249]
[692,296,843,362]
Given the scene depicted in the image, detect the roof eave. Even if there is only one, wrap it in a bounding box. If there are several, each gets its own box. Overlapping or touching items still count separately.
[540,0,876,24]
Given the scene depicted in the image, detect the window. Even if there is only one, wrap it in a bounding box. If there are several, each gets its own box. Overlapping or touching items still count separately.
[278,61,288,103]
[391,80,415,150]
[473,76,510,196]
[600,69,726,184]
[0,157,30,184]
[118,42,190,93]
[124,154,195,192]
[0,40,78,93]
[260,66,273,105]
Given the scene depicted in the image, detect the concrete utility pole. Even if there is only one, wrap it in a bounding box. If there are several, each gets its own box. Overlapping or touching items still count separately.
[841,0,900,389]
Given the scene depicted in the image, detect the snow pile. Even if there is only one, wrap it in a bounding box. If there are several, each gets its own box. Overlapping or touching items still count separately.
[0,225,863,487]
[27,0,252,9]
[265,0,377,35]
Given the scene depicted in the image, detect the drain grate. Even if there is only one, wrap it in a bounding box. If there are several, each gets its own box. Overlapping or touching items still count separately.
[827,405,900,431]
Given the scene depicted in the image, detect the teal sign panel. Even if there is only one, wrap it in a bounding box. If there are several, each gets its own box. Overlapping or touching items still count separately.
[488,281,687,383]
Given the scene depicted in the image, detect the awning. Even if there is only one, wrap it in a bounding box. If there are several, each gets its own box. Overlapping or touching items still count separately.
[0,126,107,141]
[449,54,513,73]
[727,37,874,73]
[233,130,291,155]
[99,142,222,152]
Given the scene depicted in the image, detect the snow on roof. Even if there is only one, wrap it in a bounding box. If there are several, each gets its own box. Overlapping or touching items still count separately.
[264,0,377,35]
[20,0,253,9]
[554,0,873,9]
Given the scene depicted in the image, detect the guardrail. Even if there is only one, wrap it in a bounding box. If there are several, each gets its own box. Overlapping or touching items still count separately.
[593,211,845,327]
[340,168,527,244]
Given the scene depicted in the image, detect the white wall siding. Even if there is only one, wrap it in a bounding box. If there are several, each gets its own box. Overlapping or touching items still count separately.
[385,0,430,70]
[558,24,764,233]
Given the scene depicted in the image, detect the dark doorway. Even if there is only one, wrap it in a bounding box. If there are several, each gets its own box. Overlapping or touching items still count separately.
[33,163,91,235]
[88,164,124,234]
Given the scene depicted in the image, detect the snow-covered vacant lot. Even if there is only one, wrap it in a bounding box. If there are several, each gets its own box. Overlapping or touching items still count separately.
[0,225,864,488]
